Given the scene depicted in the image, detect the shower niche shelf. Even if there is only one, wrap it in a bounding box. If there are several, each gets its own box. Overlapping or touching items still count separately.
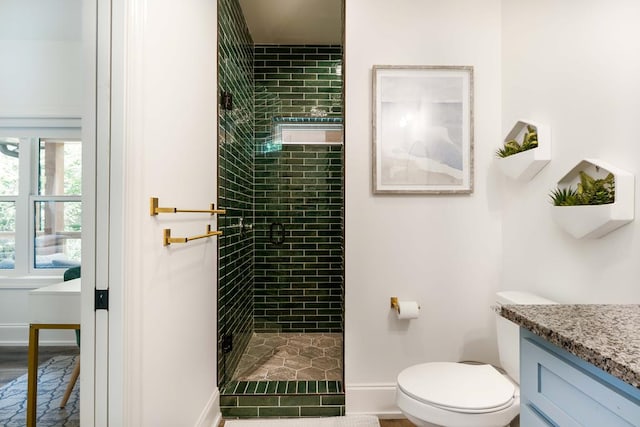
[551,159,635,239]
[497,120,550,181]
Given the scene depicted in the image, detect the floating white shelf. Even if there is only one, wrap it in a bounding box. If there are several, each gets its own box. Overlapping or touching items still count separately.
[551,159,635,239]
[497,120,551,181]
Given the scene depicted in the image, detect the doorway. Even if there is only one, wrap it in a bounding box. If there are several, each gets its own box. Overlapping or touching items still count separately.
[217,0,345,418]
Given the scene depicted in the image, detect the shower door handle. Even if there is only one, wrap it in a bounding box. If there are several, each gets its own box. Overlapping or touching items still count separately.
[269,222,285,245]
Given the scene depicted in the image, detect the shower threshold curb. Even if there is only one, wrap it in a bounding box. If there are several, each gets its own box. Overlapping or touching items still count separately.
[222,380,342,395]
[221,380,345,418]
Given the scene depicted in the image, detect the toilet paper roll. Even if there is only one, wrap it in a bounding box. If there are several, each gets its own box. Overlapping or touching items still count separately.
[396,301,420,319]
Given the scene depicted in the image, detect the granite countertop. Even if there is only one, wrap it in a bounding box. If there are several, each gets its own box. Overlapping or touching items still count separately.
[501,304,640,389]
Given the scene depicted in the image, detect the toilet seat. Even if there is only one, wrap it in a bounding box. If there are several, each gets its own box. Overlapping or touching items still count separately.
[397,362,516,414]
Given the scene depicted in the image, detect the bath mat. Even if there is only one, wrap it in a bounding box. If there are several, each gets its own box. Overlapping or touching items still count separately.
[224,415,380,427]
[0,355,79,427]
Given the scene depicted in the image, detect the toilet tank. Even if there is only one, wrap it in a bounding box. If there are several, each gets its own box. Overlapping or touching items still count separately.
[495,291,556,384]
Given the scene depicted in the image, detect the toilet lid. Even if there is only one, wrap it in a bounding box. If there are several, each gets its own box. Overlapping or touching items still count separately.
[397,362,515,413]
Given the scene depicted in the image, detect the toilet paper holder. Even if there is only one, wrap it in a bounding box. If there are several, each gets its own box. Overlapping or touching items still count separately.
[390,297,421,312]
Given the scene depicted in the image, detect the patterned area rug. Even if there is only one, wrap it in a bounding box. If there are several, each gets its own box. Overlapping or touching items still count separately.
[0,355,79,427]
[224,415,380,427]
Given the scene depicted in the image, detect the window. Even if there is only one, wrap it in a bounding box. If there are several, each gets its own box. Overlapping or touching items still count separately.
[0,132,81,275]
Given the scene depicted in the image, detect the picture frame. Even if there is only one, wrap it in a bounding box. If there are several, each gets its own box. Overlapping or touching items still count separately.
[372,65,474,194]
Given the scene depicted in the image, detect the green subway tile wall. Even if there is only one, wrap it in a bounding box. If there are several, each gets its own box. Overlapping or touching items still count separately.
[253,45,344,333]
[217,0,255,385]
[254,45,343,153]
[220,381,345,419]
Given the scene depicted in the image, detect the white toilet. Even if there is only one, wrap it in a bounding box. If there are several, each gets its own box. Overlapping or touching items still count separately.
[396,291,555,427]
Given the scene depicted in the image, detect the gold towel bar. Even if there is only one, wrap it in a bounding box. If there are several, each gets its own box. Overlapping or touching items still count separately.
[150,197,226,216]
[163,225,222,246]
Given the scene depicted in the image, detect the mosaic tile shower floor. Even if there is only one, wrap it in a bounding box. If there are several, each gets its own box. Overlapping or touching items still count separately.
[233,333,343,381]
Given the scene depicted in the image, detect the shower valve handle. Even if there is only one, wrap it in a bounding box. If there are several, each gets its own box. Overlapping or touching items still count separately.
[269,222,285,245]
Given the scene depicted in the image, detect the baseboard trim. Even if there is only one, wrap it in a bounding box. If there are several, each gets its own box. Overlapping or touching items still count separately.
[211,412,222,427]
[195,387,221,427]
[0,323,76,346]
[0,323,28,345]
[345,383,403,417]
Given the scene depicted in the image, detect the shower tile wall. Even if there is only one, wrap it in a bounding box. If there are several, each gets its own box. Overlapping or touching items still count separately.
[217,0,255,385]
[254,45,343,139]
[253,45,344,333]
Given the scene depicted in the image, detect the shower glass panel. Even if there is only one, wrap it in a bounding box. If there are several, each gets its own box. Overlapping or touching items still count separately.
[217,0,344,416]
[247,42,344,385]
[217,0,255,387]
[237,117,343,383]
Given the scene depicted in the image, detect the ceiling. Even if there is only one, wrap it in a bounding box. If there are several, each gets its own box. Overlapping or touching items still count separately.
[238,0,342,45]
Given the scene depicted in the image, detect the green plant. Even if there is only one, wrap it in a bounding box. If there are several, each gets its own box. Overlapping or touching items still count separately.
[549,171,615,206]
[549,187,579,206]
[496,125,538,158]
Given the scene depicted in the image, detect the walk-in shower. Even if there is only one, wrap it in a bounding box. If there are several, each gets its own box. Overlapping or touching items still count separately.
[217,0,344,418]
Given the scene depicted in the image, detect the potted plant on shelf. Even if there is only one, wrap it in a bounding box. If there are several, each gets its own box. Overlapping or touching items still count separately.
[496,125,538,158]
[550,159,634,239]
[549,171,615,206]
[496,120,551,181]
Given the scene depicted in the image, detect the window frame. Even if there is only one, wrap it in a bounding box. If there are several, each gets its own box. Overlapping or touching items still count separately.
[0,117,81,277]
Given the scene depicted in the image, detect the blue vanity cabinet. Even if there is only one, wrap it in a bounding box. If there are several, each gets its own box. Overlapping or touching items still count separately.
[519,329,640,427]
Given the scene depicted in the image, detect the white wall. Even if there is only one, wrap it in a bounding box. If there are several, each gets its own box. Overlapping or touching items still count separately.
[0,0,82,117]
[0,281,76,345]
[109,0,640,423]
[117,0,220,425]
[0,0,82,346]
[501,0,640,304]
[344,0,503,415]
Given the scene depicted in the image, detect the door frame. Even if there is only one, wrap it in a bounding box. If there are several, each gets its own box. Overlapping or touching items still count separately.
[81,0,118,424]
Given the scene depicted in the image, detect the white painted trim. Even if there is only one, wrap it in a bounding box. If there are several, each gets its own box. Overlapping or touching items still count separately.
[211,413,223,427]
[0,117,81,130]
[0,323,29,346]
[0,321,28,345]
[92,0,112,422]
[105,0,128,424]
[118,0,146,425]
[345,383,403,418]
[80,0,99,424]
[0,115,82,122]
[0,277,63,289]
[0,341,77,346]
[195,388,222,427]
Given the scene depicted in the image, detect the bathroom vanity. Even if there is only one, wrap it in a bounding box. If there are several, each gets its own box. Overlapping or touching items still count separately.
[500,304,640,426]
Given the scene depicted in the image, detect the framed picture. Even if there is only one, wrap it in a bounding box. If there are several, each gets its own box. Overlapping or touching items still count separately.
[372,65,474,194]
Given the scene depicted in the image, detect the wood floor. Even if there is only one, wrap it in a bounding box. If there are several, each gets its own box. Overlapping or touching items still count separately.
[219,420,415,426]
[379,421,415,427]
[0,345,79,387]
